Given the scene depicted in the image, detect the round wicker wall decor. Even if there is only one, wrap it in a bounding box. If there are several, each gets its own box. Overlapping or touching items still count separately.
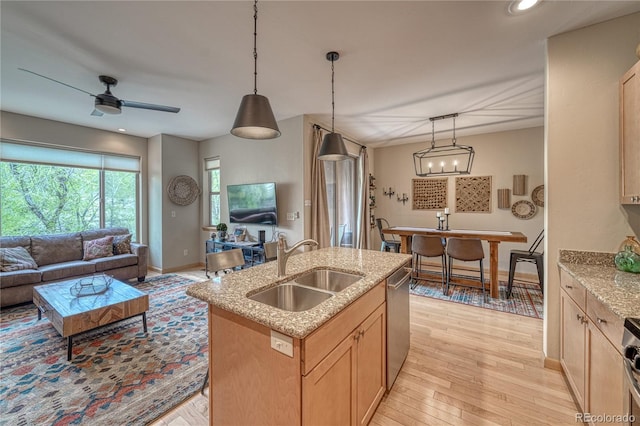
[167,175,200,206]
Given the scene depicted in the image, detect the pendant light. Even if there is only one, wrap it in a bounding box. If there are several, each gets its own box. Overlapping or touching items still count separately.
[231,0,280,139]
[318,51,349,161]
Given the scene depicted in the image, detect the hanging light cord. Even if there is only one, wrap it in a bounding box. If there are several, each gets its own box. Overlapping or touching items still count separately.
[452,116,457,146]
[330,56,336,132]
[430,120,435,148]
[253,0,258,95]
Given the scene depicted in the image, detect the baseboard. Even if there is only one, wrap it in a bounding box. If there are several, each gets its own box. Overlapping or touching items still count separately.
[543,356,562,371]
[149,263,204,274]
[415,259,540,283]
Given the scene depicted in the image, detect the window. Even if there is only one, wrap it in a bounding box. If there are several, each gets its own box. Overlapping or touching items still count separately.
[206,158,221,226]
[324,157,357,247]
[0,140,140,237]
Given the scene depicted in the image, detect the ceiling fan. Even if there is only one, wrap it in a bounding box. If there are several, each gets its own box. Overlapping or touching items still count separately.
[18,68,181,116]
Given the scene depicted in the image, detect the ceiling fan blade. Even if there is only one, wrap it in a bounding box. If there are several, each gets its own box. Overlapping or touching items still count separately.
[90,109,104,117]
[120,100,180,113]
[18,68,95,97]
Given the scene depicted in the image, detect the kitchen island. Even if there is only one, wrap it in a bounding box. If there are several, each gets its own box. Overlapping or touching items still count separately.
[187,247,411,426]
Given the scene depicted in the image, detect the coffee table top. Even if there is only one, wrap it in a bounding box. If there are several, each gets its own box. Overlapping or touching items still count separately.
[34,277,147,319]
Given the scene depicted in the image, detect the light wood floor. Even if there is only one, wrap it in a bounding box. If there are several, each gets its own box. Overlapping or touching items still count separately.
[151,268,576,426]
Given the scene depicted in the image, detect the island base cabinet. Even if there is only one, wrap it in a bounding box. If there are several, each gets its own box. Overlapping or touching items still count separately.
[302,303,386,426]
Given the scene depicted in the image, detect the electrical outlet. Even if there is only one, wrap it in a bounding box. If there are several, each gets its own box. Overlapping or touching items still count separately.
[171,211,176,218]
[270,330,293,357]
[286,212,295,221]
[183,249,188,256]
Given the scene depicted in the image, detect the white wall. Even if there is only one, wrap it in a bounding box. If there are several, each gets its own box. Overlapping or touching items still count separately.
[373,126,544,272]
[546,12,640,361]
[147,134,201,272]
[0,111,149,243]
[199,115,306,258]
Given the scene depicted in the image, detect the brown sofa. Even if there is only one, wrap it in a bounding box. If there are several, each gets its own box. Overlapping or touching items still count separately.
[0,227,148,307]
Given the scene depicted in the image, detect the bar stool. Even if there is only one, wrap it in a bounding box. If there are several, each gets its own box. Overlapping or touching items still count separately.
[410,234,447,292]
[507,229,544,298]
[376,218,401,252]
[446,238,487,302]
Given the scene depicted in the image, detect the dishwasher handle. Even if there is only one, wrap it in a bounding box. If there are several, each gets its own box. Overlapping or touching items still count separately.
[387,271,411,290]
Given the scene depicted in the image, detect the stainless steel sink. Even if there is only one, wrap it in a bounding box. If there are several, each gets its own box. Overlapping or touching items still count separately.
[293,269,362,293]
[248,284,333,312]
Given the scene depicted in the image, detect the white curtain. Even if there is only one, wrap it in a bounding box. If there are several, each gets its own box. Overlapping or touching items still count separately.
[311,126,332,248]
[355,146,370,249]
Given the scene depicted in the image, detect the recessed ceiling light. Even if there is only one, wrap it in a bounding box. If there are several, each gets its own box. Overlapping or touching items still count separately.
[118,128,126,132]
[508,0,541,15]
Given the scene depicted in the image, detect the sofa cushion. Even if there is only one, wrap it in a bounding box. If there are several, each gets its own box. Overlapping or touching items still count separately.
[90,253,138,272]
[0,269,42,289]
[39,261,95,282]
[31,233,82,267]
[0,235,32,251]
[83,236,114,261]
[0,247,38,272]
[81,227,130,242]
[112,234,132,255]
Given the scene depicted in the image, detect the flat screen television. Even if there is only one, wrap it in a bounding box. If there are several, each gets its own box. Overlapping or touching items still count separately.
[227,182,278,225]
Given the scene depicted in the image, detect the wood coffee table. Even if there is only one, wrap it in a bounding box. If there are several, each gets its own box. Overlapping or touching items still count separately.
[33,277,149,360]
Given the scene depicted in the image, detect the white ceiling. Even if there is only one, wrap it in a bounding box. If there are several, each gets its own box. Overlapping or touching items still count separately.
[2,1,639,147]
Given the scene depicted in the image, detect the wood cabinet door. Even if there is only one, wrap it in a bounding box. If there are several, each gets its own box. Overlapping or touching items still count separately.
[620,60,640,204]
[302,333,357,426]
[587,321,625,424]
[560,290,586,409]
[356,304,386,426]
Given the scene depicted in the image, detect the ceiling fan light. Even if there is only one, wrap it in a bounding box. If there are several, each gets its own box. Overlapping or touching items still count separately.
[95,97,121,115]
[231,94,281,139]
[318,132,349,161]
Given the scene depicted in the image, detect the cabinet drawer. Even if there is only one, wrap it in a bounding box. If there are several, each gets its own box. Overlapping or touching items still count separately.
[302,282,385,375]
[586,291,624,354]
[560,269,586,310]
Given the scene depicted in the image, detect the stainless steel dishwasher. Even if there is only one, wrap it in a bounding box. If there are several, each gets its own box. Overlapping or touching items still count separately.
[386,264,411,390]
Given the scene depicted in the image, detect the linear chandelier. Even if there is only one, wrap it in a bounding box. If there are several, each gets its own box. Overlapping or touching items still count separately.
[413,113,474,177]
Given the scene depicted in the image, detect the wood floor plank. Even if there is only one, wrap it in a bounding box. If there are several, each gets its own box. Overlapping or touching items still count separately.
[151,267,577,426]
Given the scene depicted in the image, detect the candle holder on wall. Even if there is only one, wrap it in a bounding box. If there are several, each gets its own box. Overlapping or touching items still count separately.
[383,187,395,198]
[397,193,409,205]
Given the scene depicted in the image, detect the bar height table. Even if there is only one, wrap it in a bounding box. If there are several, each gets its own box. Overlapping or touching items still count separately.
[383,226,527,299]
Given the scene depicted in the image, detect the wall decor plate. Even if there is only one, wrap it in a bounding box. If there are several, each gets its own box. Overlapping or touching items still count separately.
[511,200,536,219]
[167,175,200,206]
[531,185,544,207]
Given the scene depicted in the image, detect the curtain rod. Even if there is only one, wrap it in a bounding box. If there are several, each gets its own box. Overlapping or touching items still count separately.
[312,124,366,149]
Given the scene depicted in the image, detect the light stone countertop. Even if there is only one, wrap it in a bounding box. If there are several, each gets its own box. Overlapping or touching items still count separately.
[186,247,411,339]
[558,250,640,319]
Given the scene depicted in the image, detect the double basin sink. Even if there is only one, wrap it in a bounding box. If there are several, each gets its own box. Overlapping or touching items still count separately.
[248,269,363,312]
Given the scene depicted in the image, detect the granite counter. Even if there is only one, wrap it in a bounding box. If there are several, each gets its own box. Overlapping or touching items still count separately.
[186,247,411,339]
[558,249,640,319]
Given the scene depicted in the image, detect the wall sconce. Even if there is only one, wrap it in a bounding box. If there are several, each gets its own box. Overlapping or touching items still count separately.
[413,113,475,177]
[397,193,409,205]
[497,188,511,209]
[383,187,395,198]
[513,175,527,195]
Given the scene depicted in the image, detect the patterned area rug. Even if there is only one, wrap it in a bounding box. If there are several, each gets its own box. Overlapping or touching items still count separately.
[410,276,544,319]
[0,274,208,425]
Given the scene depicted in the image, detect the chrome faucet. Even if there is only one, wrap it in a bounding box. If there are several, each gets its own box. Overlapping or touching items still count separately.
[277,234,318,276]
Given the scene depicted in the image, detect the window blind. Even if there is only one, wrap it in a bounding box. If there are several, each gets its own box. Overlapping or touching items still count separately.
[0,140,140,172]
[205,157,220,170]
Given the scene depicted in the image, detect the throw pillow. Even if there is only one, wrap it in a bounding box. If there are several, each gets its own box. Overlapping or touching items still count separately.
[83,236,114,261]
[0,247,38,272]
[112,234,132,255]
